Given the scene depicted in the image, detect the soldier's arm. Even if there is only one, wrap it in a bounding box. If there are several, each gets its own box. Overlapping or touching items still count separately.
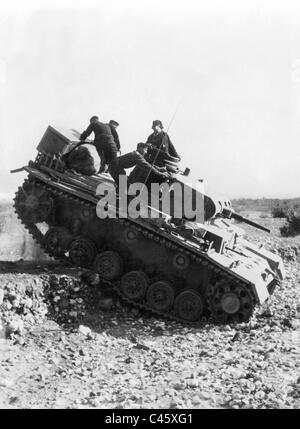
[80,124,94,141]
[146,134,153,144]
[167,135,180,159]
[135,153,169,178]
[110,127,121,150]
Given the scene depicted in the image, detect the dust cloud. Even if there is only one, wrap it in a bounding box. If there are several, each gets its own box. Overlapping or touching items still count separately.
[0,200,49,261]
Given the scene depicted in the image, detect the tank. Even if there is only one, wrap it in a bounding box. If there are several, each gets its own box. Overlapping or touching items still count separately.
[11,126,285,324]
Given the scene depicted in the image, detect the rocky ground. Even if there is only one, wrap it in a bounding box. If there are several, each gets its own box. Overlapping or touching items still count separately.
[0,213,299,409]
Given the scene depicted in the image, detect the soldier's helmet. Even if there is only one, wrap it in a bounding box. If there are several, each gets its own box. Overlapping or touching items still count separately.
[152,120,163,128]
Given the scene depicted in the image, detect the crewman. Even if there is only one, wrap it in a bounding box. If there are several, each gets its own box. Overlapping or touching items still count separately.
[108,120,121,153]
[146,120,180,160]
[109,142,169,185]
[98,119,121,173]
[80,116,118,173]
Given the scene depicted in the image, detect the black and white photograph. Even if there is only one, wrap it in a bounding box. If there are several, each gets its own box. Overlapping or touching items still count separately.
[0,0,299,411]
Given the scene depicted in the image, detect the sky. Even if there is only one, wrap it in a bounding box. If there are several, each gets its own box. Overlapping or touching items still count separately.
[0,0,300,198]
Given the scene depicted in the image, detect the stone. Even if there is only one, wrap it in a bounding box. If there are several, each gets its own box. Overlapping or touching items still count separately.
[0,321,6,339]
[0,378,14,388]
[24,298,33,309]
[0,289,4,305]
[7,319,24,335]
[228,368,246,379]
[290,319,300,329]
[254,391,266,400]
[69,311,78,318]
[79,348,87,356]
[133,343,150,351]
[173,383,184,391]
[15,336,25,346]
[260,308,273,318]
[186,379,199,388]
[12,299,20,308]
[78,325,92,337]
[5,301,12,310]
[230,332,242,342]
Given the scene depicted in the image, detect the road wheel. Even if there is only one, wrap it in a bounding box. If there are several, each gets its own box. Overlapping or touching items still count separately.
[120,271,149,301]
[69,237,97,267]
[93,251,123,280]
[174,290,204,322]
[146,281,174,312]
[44,227,71,256]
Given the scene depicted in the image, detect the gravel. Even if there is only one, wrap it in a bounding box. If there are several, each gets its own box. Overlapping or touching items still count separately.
[0,219,299,409]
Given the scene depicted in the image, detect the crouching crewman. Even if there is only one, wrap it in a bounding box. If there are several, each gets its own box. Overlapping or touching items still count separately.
[109,143,169,187]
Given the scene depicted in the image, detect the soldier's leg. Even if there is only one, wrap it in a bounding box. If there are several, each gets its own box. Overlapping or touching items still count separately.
[104,148,117,164]
[93,142,105,174]
[108,161,126,184]
[98,150,107,173]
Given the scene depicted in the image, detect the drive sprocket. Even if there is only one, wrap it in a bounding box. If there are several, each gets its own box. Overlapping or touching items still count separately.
[14,181,53,224]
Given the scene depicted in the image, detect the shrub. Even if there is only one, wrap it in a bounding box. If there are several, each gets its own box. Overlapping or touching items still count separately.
[280,208,300,236]
[271,205,288,218]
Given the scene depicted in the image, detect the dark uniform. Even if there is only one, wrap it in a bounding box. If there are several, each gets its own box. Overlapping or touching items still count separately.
[80,121,118,164]
[109,150,165,184]
[146,131,180,159]
[108,123,121,151]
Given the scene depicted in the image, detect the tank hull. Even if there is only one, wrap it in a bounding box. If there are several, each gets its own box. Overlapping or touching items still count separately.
[11,126,284,323]
[13,164,283,324]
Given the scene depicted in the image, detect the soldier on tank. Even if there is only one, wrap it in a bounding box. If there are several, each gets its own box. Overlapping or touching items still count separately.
[98,119,121,173]
[108,120,121,153]
[109,142,169,186]
[80,116,118,173]
[146,120,181,161]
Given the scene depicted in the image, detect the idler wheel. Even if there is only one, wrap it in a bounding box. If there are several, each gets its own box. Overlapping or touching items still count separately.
[146,281,174,312]
[69,237,97,267]
[120,271,149,301]
[14,182,53,224]
[93,251,123,280]
[44,227,71,256]
[174,290,204,322]
[207,280,254,323]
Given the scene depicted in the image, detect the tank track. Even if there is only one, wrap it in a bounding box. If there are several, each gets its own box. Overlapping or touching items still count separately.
[14,177,257,324]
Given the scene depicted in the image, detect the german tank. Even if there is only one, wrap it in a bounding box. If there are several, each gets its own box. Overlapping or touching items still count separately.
[11,126,285,323]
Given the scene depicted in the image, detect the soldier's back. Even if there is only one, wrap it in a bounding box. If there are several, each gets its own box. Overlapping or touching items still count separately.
[93,121,112,138]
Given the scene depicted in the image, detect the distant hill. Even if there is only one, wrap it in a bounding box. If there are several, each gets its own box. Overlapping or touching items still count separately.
[232,197,300,213]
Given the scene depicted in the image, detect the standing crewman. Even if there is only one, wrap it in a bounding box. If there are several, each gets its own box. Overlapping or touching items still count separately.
[109,142,169,186]
[146,120,180,160]
[99,120,121,173]
[108,120,121,153]
[80,116,118,173]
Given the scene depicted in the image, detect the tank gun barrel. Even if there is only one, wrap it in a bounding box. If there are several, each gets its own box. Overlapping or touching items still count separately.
[222,208,270,233]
